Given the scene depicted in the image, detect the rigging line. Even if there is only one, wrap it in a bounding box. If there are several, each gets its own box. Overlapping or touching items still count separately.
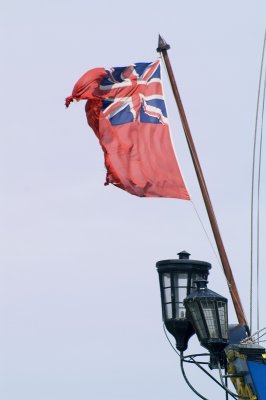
[189,200,234,289]
[256,46,266,335]
[161,56,228,279]
[180,355,209,400]
[190,200,247,320]
[161,54,248,327]
[191,200,222,267]
[217,360,248,400]
[162,323,180,356]
[192,196,248,328]
[257,331,266,341]
[250,30,266,333]
[160,56,223,274]
[162,325,236,396]
[180,353,240,400]
[160,56,223,270]
[240,326,266,343]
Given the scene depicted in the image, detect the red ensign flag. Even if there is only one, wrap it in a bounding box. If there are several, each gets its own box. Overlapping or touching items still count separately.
[66,60,190,200]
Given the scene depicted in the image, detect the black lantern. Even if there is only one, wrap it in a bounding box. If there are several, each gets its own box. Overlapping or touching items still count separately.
[184,280,228,355]
[156,251,211,351]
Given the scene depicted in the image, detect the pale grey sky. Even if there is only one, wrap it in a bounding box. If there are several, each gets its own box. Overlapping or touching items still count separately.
[1,1,265,399]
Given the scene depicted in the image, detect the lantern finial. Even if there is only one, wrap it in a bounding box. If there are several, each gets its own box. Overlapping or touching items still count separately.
[177,251,191,259]
[195,279,208,290]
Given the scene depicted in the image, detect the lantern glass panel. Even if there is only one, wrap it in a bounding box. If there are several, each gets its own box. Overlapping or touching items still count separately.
[174,286,187,302]
[174,273,188,287]
[165,303,172,319]
[162,273,171,287]
[164,287,172,303]
[201,300,219,338]
[217,301,228,339]
[188,302,208,339]
[175,303,186,319]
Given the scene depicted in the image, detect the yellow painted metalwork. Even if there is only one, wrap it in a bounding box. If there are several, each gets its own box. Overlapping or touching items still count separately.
[226,349,257,400]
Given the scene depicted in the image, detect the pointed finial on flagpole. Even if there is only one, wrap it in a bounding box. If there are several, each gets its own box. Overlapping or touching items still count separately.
[157,34,170,52]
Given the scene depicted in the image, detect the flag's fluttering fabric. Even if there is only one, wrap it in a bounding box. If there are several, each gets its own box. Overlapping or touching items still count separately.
[66,60,190,199]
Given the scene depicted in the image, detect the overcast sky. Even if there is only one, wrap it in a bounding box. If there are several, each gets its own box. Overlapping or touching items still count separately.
[1,1,266,399]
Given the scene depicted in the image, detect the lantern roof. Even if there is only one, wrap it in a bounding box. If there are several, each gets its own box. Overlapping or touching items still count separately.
[184,280,227,302]
[156,251,212,273]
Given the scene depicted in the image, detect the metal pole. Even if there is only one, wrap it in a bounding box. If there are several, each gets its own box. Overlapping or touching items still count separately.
[157,35,247,327]
[225,363,229,400]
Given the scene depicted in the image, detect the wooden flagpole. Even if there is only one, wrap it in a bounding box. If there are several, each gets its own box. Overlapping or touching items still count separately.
[157,35,248,327]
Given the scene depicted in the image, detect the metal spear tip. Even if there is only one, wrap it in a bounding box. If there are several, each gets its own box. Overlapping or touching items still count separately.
[157,34,170,52]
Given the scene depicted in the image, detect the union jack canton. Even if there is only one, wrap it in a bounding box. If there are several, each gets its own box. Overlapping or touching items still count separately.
[99,60,168,126]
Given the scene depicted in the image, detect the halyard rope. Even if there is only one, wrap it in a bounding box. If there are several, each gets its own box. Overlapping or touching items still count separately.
[250,30,266,334]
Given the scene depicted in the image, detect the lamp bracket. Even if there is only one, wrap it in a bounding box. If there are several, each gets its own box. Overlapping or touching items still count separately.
[180,352,245,399]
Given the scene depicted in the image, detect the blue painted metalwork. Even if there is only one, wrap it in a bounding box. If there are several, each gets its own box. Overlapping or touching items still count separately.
[248,360,266,399]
